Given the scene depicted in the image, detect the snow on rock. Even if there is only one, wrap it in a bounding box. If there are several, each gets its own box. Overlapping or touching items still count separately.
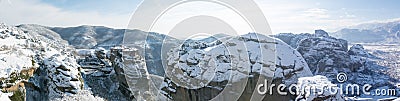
[315,29,329,37]
[272,33,313,48]
[0,23,72,79]
[295,75,345,101]
[0,23,100,100]
[348,44,377,58]
[26,52,94,101]
[110,46,156,101]
[161,33,313,100]
[0,23,36,78]
[44,54,83,97]
[296,33,351,77]
[277,30,399,99]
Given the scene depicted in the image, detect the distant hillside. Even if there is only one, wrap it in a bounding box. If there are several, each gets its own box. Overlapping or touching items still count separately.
[331,19,400,43]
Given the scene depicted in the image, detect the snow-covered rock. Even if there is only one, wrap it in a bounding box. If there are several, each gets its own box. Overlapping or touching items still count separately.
[110,46,156,101]
[277,30,399,99]
[348,44,377,58]
[44,54,83,97]
[160,33,313,100]
[25,52,91,101]
[0,23,102,100]
[0,23,37,78]
[272,33,313,48]
[315,29,329,37]
[0,23,72,91]
[296,32,352,77]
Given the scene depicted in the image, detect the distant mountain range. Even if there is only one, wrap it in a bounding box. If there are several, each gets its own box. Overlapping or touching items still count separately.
[15,19,400,50]
[332,19,400,43]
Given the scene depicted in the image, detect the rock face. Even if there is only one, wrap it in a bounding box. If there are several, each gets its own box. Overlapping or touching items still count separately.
[315,29,329,37]
[76,48,130,101]
[110,46,155,101]
[348,44,377,58]
[0,23,35,78]
[296,33,351,77]
[0,23,103,100]
[272,33,313,48]
[295,75,345,101]
[276,30,400,98]
[45,54,82,96]
[28,54,84,100]
[160,33,313,100]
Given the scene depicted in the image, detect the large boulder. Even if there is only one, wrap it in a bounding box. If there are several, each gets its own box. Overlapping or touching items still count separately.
[160,33,313,100]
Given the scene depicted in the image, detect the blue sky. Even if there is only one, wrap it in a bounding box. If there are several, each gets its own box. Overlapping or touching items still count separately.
[0,0,399,34]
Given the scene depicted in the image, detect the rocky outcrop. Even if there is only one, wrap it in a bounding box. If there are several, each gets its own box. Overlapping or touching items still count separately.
[110,46,156,101]
[44,54,84,97]
[348,44,377,59]
[0,23,104,100]
[278,30,399,98]
[0,23,77,100]
[25,53,95,101]
[296,34,352,78]
[315,29,329,37]
[272,33,312,48]
[160,33,313,100]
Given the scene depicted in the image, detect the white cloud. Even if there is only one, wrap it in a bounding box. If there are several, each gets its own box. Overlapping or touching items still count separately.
[302,8,330,19]
[0,0,131,28]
